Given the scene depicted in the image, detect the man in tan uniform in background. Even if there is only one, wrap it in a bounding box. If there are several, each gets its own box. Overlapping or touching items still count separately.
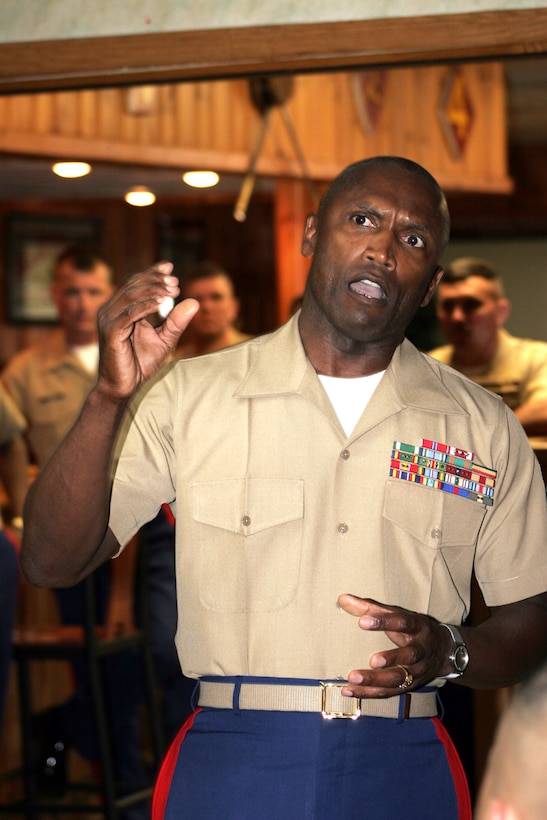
[428,257,547,436]
[175,260,251,358]
[2,246,150,820]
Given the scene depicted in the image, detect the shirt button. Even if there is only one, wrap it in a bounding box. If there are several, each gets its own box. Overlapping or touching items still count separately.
[242,515,251,527]
[431,527,442,540]
[341,449,350,460]
[338,523,349,534]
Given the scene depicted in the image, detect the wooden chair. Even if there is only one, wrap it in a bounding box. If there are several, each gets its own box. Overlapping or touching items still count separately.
[0,535,164,819]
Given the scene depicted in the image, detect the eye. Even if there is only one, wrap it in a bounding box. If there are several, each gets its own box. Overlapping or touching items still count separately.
[404,234,425,248]
[353,213,373,227]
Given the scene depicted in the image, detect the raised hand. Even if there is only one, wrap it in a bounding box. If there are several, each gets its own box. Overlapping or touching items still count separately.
[96,262,199,401]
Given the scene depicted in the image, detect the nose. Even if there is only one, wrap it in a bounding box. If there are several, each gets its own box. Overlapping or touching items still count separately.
[198,297,213,313]
[78,293,93,312]
[364,229,395,267]
[447,304,467,324]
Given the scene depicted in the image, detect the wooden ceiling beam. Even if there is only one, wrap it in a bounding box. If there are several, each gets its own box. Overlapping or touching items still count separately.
[2,9,547,93]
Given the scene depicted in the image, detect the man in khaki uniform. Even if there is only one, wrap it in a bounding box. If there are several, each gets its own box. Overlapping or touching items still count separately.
[21,158,547,820]
[2,246,151,819]
[175,260,251,358]
[428,257,547,436]
[2,245,113,465]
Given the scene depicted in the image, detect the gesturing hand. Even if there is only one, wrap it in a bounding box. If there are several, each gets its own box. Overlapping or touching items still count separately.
[337,594,451,698]
[96,262,199,402]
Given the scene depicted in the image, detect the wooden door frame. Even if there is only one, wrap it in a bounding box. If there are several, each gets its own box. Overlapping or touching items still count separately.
[1,8,547,93]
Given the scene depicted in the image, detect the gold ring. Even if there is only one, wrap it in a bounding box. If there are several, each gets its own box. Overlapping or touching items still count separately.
[396,664,413,690]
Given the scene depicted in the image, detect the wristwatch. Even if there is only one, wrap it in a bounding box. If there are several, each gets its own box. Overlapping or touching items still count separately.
[439,623,469,679]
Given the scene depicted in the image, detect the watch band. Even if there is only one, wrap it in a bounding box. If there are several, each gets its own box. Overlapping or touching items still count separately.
[439,622,469,679]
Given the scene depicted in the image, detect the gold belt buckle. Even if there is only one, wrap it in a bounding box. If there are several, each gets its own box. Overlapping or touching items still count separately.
[320,681,361,720]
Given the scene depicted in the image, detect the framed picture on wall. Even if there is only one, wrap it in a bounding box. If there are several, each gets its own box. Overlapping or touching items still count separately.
[4,214,101,322]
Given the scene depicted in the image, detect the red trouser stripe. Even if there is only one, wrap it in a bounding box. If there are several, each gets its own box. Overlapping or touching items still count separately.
[152,708,202,820]
[432,716,472,819]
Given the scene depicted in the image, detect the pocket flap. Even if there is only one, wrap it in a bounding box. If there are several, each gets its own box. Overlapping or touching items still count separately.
[193,478,304,535]
[384,479,486,547]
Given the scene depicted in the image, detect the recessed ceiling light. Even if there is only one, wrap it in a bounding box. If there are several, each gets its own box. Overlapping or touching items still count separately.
[124,186,156,206]
[182,170,220,189]
[52,161,92,178]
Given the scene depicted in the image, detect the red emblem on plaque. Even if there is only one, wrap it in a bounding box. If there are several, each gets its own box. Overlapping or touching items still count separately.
[351,70,388,137]
[438,68,474,160]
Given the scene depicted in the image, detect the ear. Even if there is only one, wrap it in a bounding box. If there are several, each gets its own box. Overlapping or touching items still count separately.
[420,266,444,308]
[228,296,240,323]
[301,213,319,258]
[496,297,511,327]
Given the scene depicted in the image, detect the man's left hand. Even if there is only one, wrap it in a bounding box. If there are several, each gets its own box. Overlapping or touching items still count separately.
[337,593,450,698]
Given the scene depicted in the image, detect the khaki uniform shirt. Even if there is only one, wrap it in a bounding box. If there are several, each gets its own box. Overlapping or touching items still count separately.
[0,383,26,446]
[428,329,547,412]
[2,331,96,466]
[176,329,253,359]
[110,318,547,681]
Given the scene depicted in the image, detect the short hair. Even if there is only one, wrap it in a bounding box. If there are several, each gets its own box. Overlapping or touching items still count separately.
[318,156,451,252]
[184,260,236,291]
[442,257,501,286]
[54,244,113,283]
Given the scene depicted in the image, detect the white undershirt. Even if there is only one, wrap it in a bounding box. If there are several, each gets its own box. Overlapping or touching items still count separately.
[70,343,100,375]
[318,371,385,437]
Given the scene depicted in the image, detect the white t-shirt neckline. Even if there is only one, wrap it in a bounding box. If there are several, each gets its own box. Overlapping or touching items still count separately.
[318,370,385,437]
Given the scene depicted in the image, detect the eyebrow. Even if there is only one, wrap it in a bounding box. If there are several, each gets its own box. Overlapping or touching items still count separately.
[398,216,432,235]
[354,202,433,235]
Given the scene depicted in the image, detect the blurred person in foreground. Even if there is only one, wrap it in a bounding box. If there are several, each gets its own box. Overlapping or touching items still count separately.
[475,658,547,820]
[20,157,547,820]
[428,257,547,436]
[2,245,150,818]
[175,260,251,358]
[0,386,29,737]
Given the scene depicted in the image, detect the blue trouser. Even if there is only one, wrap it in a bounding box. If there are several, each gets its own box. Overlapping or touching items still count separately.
[0,531,18,735]
[157,698,471,819]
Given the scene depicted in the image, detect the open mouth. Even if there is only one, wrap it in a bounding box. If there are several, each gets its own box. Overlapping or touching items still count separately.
[349,278,386,301]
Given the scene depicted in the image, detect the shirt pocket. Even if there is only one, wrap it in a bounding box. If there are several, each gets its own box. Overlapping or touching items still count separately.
[382,479,487,614]
[192,478,304,612]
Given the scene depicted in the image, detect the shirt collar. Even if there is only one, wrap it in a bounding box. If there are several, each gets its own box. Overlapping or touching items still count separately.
[237,318,466,415]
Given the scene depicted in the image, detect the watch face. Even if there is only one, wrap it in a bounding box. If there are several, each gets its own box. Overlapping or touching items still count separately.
[454,644,469,673]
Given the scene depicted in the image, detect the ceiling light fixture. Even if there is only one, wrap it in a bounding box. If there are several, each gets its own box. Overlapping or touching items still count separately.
[182,170,219,189]
[124,185,156,206]
[52,161,92,178]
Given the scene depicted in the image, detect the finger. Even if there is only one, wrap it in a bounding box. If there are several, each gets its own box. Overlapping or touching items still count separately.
[347,664,415,688]
[341,664,416,698]
[159,298,200,342]
[101,270,180,330]
[369,645,420,670]
[338,594,399,627]
[155,261,174,275]
[337,593,377,617]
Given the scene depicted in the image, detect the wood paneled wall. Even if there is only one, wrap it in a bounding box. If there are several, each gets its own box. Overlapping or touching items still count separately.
[0,64,510,193]
[0,64,513,328]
